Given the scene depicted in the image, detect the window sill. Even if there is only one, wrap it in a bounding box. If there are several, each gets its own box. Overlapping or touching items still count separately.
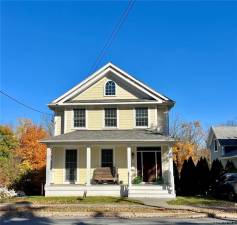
[72,127,87,130]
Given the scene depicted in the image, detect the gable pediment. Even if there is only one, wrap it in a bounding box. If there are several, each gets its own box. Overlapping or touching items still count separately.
[69,72,154,102]
[51,63,173,105]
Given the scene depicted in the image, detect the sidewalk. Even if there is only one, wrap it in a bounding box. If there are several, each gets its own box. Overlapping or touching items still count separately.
[135,198,237,220]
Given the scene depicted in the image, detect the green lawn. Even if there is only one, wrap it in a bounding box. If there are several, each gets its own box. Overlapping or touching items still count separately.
[1,196,142,205]
[167,196,235,207]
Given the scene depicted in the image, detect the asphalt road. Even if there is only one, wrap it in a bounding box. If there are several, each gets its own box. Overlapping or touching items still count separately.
[0,217,236,225]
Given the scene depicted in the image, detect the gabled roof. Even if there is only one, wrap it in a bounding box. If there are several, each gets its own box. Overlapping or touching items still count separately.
[49,63,174,106]
[212,126,237,139]
[207,126,237,146]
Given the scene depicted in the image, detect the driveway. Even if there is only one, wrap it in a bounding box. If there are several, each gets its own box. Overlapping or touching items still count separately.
[0,217,236,225]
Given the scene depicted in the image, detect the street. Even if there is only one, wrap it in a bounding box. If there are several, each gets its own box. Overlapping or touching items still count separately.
[0,217,236,225]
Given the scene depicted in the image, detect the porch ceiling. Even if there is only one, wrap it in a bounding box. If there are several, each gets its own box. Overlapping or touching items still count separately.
[40,129,175,144]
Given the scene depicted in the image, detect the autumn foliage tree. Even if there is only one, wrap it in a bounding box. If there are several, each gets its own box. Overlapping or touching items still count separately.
[170,117,210,171]
[16,119,48,170]
[13,119,48,194]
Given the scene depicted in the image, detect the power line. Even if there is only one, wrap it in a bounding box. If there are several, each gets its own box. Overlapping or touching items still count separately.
[89,0,136,74]
[0,90,53,117]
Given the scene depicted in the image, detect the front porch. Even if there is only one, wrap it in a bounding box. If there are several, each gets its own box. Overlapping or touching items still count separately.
[45,144,175,198]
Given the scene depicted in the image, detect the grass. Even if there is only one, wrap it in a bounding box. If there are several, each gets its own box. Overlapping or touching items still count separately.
[167,196,234,207]
[1,196,142,205]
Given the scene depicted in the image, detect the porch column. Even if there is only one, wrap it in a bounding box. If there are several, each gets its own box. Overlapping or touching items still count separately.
[168,145,175,195]
[86,147,91,186]
[127,146,132,187]
[46,147,52,185]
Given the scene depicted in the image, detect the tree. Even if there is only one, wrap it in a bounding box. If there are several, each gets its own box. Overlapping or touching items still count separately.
[0,125,18,158]
[16,119,48,170]
[225,160,237,173]
[170,117,208,171]
[173,161,180,194]
[0,126,28,187]
[209,159,224,195]
[180,157,197,196]
[196,157,210,195]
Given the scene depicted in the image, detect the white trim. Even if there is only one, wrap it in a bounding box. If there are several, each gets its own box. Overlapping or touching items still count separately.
[127,147,132,187]
[49,101,162,107]
[41,139,175,144]
[100,147,115,167]
[86,147,91,186]
[46,147,52,185]
[104,79,116,97]
[52,63,170,104]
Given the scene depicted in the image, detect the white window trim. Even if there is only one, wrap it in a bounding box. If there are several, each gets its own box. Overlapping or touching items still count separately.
[100,147,116,167]
[73,108,88,130]
[134,107,150,128]
[103,108,119,129]
[104,80,116,97]
[63,148,80,184]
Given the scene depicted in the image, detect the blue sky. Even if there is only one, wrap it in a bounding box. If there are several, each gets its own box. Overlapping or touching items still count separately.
[1,1,237,129]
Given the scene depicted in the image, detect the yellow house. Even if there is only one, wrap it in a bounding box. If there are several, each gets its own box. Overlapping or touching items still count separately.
[41,63,176,198]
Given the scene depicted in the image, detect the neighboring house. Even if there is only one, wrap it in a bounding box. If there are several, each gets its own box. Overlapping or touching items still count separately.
[41,63,176,198]
[207,126,237,167]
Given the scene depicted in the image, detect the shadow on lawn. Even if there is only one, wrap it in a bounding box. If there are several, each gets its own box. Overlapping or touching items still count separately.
[0,202,52,225]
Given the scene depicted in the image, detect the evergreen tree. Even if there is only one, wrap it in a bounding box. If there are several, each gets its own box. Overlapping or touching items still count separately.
[196,157,210,195]
[225,160,237,173]
[173,161,180,194]
[209,159,224,195]
[180,157,197,196]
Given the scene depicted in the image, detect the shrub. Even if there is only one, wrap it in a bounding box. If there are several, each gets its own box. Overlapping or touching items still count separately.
[0,187,16,200]
[132,176,142,184]
[225,160,237,173]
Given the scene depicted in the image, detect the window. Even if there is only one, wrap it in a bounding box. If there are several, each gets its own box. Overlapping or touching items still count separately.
[136,108,148,127]
[105,80,116,96]
[101,149,113,167]
[214,140,218,152]
[74,109,86,128]
[105,108,117,127]
[65,150,77,182]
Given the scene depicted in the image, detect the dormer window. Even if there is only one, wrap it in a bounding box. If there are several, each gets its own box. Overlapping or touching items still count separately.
[105,80,116,96]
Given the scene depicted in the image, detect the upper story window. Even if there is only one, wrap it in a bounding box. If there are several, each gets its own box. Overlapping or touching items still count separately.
[105,80,116,96]
[104,108,117,127]
[136,107,148,127]
[214,139,218,152]
[74,109,86,128]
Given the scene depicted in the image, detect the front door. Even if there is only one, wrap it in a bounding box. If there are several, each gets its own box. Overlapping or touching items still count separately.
[143,152,156,182]
[137,147,162,183]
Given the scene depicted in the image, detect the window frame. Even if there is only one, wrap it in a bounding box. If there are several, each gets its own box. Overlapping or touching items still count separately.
[100,149,114,168]
[135,107,149,128]
[73,108,87,129]
[104,108,118,128]
[64,149,78,183]
[104,80,116,96]
[214,139,218,152]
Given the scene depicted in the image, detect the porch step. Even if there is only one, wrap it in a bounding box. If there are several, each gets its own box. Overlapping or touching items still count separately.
[128,185,174,198]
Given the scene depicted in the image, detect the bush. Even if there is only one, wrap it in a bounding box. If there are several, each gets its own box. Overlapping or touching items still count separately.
[0,187,16,200]
[225,160,237,173]
[132,176,142,184]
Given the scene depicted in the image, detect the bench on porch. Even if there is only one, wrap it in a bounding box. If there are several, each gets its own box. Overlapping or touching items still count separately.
[93,167,118,184]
